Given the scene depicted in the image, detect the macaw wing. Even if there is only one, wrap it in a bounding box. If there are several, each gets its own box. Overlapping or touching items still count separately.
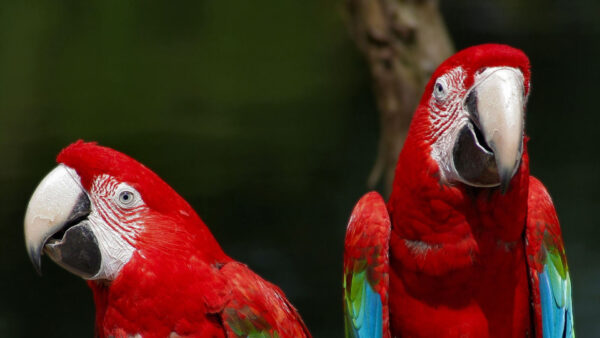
[525,177,574,338]
[218,262,310,338]
[343,192,391,338]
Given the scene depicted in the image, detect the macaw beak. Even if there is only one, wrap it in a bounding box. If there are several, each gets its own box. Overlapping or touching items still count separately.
[24,164,101,278]
[453,67,525,192]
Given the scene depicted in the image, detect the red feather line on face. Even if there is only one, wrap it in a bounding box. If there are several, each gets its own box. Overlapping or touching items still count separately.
[90,175,146,248]
[427,67,467,141]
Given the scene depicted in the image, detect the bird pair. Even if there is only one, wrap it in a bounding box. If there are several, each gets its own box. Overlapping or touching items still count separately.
[24,44,573,337]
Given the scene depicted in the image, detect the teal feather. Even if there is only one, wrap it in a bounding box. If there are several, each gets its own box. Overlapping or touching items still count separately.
[344,269,383,338]
[539,231,574,338]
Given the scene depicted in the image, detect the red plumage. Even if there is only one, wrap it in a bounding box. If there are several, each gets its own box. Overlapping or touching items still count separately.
[343,192,391,337]
[343,44,573,337]
[387,139,531,336]
[385,46,532,336]
[57,141,310,338]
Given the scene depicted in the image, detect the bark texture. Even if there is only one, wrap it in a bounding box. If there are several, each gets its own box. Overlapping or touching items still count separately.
[345,0,454,196]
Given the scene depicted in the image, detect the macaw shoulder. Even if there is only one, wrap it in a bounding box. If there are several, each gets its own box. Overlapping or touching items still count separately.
[218,262,310,337]
[525,175,567,264]
[525,175,564,271]
[344,191,390,258]
[527,176,559,226]
[344,191,391,296]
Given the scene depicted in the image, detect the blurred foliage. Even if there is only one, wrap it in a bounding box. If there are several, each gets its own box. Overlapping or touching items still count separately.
[0,0,598,337]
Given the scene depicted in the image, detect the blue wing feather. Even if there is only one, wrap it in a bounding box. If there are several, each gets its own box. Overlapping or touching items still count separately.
[345,269,383,338]
[538,242,574,338]
[526,177,574,338]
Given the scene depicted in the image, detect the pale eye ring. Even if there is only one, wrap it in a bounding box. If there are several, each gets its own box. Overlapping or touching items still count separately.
[433,79,448,100]
[435,83,444,93]
[118,190,135,206]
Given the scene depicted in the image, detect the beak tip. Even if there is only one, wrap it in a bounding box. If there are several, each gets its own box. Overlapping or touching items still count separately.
[498,167,513,194]
[28,247,43,276]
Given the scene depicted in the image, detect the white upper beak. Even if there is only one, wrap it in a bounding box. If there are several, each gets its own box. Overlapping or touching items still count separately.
[24,164,87,273]
[471,67,525,189]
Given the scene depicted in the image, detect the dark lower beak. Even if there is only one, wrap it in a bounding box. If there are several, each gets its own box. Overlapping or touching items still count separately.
[25,165,101,278]
[453,67,525,193]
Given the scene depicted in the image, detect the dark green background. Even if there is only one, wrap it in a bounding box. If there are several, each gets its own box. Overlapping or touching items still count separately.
[0,1,598,336]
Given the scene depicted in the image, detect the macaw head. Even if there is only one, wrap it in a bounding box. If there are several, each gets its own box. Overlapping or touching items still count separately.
[402,44,531,192]
[24,141,227,281]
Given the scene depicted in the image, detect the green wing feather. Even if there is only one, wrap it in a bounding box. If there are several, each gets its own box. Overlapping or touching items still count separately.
[343,192,391,338]
[219,262,310,337]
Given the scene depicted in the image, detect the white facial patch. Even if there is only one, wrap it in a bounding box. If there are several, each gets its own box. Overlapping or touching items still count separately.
[428,66,526,187]
[428,67,470,184]
[86,175,147,280]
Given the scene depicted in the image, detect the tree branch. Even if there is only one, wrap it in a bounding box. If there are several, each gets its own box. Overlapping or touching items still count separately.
[346,0,454,196]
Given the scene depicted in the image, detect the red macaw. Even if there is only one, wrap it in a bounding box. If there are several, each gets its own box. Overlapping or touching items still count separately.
[343,44,574,337]
[25,141,310,338]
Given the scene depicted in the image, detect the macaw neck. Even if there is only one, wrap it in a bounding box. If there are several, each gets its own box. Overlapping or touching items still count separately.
[135,213,230,263]
[88,216,232,337]
[387,128,530,276]
[88,251,232,337]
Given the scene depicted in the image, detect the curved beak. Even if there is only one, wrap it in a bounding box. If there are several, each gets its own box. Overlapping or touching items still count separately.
[454,67,525,192]
[24,164,100,278]
[472,67,525,191]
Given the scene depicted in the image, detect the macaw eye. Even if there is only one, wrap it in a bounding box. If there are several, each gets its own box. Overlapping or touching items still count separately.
[118,190,135,206]
[433,79,448,101]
